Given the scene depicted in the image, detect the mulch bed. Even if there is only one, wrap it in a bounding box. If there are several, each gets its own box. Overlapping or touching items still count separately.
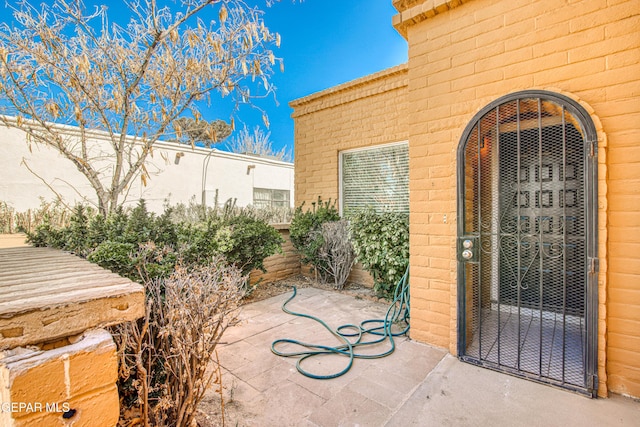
[243,274,385,305]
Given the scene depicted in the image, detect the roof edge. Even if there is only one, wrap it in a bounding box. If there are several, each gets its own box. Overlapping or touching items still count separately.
[0,114,293,167]
[392,0,425,13]
[393,0,472,38]
[289,63,408,109]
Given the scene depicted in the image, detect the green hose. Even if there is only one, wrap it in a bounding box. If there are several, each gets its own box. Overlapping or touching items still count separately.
[271,268,410,379]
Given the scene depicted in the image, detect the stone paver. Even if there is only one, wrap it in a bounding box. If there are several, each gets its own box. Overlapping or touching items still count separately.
[215,287,640,426]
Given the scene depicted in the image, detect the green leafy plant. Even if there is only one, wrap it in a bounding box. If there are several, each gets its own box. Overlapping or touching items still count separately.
[62,205,93,256]
[25,198,285,426]
[27,200,283,283]
[87,241,139,279]
[348,209,409,299]
[26,219,65,249]
[179,212,284,277]
[289,197,341,282]
[218,214,284,275]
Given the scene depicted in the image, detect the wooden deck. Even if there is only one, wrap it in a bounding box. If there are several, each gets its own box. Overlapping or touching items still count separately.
[0,246,144,349]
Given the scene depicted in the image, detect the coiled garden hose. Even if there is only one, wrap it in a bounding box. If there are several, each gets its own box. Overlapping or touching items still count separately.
[271,268,410,379]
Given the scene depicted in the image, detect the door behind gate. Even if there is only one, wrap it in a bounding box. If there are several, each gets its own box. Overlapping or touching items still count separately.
[456,91,598,396]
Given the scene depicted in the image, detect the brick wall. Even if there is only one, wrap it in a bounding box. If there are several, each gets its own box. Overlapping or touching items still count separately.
[291,0,639,398]
[290,66,410,289]
[291,64,409,207]
[250,225,301,284]
[396,0,639,397]
[0,329,119,426]
[250,225,375,288]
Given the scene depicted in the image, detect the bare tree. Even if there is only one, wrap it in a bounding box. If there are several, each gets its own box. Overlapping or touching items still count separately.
[225,124,292,161]
[0,0,285,215]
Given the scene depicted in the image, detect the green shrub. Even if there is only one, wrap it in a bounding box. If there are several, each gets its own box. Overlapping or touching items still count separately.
[179,212,283,276]
[289,197,340,282]
[27,220,65,249]
[348,209,409,299]
[27,200,283,282]
[218,214,284,275]
[62,205,93,256]
[23,201,283,427]
[88,241,138,279]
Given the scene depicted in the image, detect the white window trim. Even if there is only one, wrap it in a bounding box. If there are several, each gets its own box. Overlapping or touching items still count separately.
[253,187,291,208]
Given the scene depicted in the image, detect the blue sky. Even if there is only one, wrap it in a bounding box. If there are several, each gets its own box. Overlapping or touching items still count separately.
[0,0,408,158]
[245,0,408,157]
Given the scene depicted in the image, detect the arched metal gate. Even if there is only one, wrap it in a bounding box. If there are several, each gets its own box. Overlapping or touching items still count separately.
[456,91,598,396]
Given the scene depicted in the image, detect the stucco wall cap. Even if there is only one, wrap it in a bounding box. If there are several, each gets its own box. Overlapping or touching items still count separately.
[393,0,472,38]
[0,114,293,168]
[0,247,145,350]
[289,63,408,110]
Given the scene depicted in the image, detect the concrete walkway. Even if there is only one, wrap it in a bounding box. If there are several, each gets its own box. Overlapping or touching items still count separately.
[213,287,640,426]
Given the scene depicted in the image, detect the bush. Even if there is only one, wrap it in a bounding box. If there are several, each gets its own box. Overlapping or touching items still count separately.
[62,205,93,256]
[0,199,70,234]
[27,219,65,249]
[24,199,285,426]
[289,197,340,282]
[348,209,409,299]
[88,241,138,279]
[27,204,93,255]
[178,212,283,277]
[112,258,244,426]
[27,201,183,281]
[316,220,355,290]
[27,200,283,283]
[219,214,284,274]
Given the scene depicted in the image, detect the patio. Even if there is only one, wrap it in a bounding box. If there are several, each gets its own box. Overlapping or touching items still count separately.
[207,286,640,426]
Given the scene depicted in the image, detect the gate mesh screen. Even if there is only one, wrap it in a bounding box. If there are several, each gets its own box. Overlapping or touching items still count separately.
[460,97,589,391]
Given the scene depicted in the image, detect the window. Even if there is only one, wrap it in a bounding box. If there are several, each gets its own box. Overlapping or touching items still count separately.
[253,188,290,209]
[339,142,409,215]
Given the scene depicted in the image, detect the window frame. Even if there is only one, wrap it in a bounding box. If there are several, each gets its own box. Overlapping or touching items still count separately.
[338,140,409,216]
[253,187,291,209]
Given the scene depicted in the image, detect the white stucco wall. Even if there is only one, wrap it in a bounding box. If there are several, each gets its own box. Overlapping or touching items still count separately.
[0,122,294,213]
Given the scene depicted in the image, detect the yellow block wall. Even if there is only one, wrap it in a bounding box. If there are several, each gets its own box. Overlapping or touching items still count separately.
[291,66,409,288]
[291,65,409,207]
[0,329,119,426]
[250,226,301,284]
[401,0,639,397]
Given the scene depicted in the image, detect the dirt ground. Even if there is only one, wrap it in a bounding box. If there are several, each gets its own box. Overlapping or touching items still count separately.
[195,275,381,426]
[244,274,382,305]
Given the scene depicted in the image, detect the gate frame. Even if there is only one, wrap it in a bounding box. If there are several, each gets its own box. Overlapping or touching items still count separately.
[455,90,599,396]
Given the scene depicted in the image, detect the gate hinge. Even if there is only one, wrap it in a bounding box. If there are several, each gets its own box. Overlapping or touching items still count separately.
[589,258,600,274]
[588,374,599,392]
[588,139,598,157]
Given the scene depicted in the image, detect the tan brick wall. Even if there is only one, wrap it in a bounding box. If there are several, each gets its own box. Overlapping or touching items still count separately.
[292,0,639,399]
[400,0,639,397]
[0,329,119,426]
[291,64,409,207]
[300,262,374,288]
[291,66,409,290]
[250,225,301,284]
[248,225,375,288]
